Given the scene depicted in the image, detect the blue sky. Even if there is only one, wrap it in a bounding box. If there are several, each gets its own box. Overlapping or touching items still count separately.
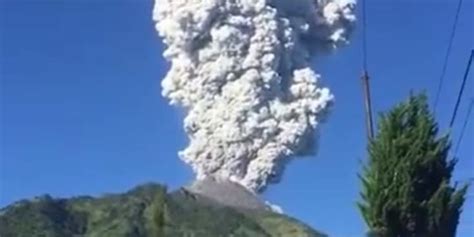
[1,0,473,236]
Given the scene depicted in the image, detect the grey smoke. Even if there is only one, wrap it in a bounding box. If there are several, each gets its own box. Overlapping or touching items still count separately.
[153,0,356,193]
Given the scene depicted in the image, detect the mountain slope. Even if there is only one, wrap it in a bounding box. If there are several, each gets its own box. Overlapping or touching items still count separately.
[0,183,326,237]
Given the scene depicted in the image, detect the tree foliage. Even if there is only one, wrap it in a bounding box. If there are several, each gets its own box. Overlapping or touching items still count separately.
[358,93,468,237]
[0,183,326,237]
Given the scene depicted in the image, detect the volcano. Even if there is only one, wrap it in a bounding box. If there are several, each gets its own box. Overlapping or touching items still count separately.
[0,182,327,237]
[185,176,269,211]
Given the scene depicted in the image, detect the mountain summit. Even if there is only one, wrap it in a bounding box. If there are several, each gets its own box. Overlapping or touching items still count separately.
[186,177,270,211]
[0,183,326,237]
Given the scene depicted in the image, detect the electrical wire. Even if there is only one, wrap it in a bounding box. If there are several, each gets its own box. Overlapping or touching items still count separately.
[433,0,464,113]
[450,50,473,128]
[454,99,473,157]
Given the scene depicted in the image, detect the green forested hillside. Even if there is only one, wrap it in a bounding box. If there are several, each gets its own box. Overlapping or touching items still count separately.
[0,183,326,237]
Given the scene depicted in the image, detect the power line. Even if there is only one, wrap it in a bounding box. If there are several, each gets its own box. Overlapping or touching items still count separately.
[454,99,473,157]
[450,50,474,128]
[433,0,464,113]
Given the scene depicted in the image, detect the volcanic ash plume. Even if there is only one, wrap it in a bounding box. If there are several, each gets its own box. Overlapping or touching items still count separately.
[153,0,355,193]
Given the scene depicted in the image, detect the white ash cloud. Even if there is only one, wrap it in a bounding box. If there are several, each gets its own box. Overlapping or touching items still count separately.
[153,0,355,193]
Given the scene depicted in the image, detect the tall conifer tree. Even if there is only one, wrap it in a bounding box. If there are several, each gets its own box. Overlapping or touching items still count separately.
[358,93,468,237]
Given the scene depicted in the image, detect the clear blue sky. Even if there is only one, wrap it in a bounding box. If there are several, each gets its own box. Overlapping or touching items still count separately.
[1,0,473,236]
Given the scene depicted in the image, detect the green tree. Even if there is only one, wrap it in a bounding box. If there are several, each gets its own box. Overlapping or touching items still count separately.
[150,189,166,236]
[358,93,468,237]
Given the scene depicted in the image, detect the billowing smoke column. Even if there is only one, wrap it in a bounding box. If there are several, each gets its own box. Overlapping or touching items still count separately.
[153,0,355,193]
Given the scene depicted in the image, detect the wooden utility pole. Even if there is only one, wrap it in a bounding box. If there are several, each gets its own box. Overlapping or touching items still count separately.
[361,70,374,139]
[360,0,374,140]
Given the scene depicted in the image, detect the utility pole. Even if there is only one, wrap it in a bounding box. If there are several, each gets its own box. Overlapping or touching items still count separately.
[360,0,374,140]
[361,70,374,139]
